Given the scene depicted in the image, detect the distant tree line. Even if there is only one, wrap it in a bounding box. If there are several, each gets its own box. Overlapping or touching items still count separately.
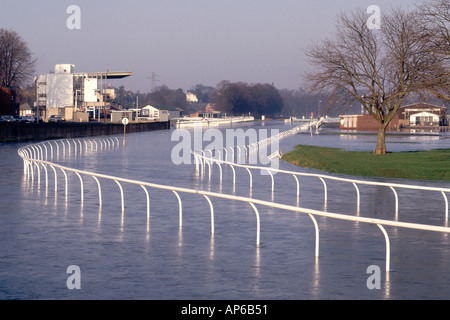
[112,81,344,118]
[278,88,344,118]
[210,81,283,116]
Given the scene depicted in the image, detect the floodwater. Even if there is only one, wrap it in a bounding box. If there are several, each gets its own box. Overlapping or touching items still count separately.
[0,120,450,300]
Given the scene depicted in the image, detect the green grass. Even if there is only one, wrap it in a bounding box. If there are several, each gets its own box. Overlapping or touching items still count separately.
[281,145,450,181]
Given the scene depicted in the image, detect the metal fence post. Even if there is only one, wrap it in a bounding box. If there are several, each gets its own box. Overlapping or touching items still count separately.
[141,185,150,220]
[92,176,102,207]
[115,180,125,212]
[204,195,214,235]
[353,183,360,209]
[173,191,182,229]
[377,224,391,272]
[249,203,260,247]
[75,172,84,203]
[389,186,399,215]
[442,192,448,220]
[319,177,327,204]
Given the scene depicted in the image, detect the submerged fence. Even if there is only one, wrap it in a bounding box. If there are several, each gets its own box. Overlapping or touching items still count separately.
[193,150,450,219]
[192,121,449,219]
[18,132,450,272]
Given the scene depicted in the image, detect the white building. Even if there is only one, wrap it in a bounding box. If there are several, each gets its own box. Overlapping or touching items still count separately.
[141,105,160,119]
[398,103,447,127]
[409,112,440,126]
[186,92,198,103]
[35,64,132,121]
[139,105,169,122]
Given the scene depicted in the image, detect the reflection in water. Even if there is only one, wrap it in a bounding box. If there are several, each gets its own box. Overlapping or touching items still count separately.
[384,271,390,299]
[310,256,320,298]
[177,228,183,258]
[445,221,449,241]
[3,124,450,300]
[97,206,102,226]
[255,246,260,278]
[63,198,69,219]
[79,205,84,224]
[118,210,125,242]
[53,189,58,208]
[209,235,214,261]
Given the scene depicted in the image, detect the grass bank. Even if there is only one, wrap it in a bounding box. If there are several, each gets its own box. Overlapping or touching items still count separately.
[281,145,450,181]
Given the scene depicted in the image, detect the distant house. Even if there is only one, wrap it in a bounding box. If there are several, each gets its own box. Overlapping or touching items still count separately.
[141,105,160,118]
[140,105,169,121]
[186,92,198,103]
[204,103,222,118]
[398,103,447,127]
[19,103,33,116]
[340,102,447,131]
[189,106,222,119]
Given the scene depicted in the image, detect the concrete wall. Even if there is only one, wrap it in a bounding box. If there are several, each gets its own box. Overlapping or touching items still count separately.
[0,121,170,143]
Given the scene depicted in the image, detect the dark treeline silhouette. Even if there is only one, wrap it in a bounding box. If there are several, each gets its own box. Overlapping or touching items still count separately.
[210,81,283,116]
[112,82,340,118]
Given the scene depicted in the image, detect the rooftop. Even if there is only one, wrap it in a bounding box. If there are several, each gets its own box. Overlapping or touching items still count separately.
[74,71,133,79]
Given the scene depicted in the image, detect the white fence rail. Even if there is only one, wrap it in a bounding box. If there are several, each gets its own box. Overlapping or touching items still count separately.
[18,135,450,272]
[193,150,450,220]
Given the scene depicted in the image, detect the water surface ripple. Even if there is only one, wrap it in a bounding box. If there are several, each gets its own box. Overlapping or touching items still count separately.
[1,121,449,299]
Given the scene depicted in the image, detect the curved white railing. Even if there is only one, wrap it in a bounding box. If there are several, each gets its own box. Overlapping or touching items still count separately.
[17,133,450,272]
[20,137,120,161]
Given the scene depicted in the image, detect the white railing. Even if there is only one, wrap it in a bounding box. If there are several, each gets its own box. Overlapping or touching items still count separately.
[19,137,120,162]
[196,122,316,165]
[193,150,450,220]
[175,116,255,128]
[17,134,450,272]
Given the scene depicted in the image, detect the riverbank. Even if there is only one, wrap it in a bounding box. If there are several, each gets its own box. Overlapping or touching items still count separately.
[0,121,170,143]
[282,145,450,181]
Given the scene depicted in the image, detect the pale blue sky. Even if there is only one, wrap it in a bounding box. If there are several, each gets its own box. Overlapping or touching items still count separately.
[1,0,420,92]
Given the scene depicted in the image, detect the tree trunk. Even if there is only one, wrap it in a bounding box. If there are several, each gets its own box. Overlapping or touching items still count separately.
[374,125,387,154]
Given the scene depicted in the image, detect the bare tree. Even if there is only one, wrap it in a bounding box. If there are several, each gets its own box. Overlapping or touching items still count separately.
[421,0,449,53]
[417,0,449,101]
[0,29,36,88]
[305,8,445,154]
